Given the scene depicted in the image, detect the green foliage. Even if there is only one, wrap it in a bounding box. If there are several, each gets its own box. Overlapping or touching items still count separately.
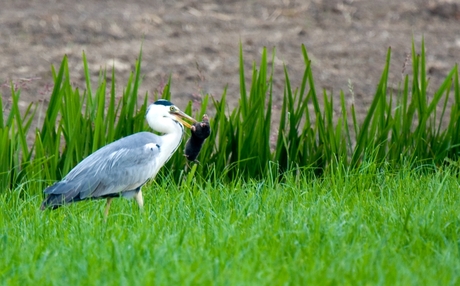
[1,166,460,284]
[1,50,149,193]
[196,41,460,180]
[1,40,460,284]
[0,87,37,191]
[1,40,460,192]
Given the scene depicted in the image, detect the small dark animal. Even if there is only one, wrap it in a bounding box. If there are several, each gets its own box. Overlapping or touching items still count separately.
[185,114,211,162]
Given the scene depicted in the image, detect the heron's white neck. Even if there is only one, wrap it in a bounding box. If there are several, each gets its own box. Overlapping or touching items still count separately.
[154,123,184,174]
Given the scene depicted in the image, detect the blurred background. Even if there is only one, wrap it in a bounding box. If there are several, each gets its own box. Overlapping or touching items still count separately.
[1,0,459,116]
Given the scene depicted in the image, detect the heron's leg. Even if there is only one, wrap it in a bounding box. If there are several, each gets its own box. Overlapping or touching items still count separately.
[104,198,114,220]
[134,189,144,210]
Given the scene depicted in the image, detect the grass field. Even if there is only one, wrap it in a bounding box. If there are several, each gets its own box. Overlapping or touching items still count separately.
[2,42,460,285]
[1,165,459,285]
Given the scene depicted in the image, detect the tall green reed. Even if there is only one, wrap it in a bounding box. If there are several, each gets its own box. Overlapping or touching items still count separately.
[2,50,151,193]
[1,40,459,193]
[195,41,460,180]
[0,87,37,191]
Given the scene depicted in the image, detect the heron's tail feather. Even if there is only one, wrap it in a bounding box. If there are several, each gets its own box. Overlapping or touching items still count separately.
[40,181,83,210]
[40,194,65,210]
[40,193,82,210]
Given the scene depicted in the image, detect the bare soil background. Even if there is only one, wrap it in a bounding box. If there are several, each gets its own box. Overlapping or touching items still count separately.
[1,0,459,123]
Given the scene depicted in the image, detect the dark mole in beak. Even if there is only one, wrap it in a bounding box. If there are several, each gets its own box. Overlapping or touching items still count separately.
[184,114,211,162]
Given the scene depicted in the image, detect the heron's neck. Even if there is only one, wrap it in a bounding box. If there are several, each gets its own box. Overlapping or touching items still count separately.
[157,125,183,167]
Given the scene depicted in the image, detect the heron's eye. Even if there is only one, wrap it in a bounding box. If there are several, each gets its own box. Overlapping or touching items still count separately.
[170,106,175,112]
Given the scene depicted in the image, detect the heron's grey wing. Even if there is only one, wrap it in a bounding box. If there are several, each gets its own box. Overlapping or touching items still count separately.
[44,132,162,200]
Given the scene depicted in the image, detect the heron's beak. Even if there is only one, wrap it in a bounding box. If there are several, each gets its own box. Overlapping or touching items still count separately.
[171,110,197,129]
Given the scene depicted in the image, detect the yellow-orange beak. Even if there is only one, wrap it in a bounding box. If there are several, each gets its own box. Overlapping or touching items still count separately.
[171,109,197,129]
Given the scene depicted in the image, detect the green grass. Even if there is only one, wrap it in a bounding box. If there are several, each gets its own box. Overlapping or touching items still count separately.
[1,166,460,285]
[1,40,460,284]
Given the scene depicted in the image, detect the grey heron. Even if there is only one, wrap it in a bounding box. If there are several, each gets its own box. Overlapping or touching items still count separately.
[40,99,196,217]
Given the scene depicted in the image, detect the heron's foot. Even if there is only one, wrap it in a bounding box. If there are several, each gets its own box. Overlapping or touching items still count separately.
[103,198,114,223]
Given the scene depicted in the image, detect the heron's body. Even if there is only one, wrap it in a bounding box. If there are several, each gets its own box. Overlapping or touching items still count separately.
[40,100,196,215]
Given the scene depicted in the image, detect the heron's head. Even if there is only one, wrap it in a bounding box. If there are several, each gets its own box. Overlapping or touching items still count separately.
[146,99,197,134]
